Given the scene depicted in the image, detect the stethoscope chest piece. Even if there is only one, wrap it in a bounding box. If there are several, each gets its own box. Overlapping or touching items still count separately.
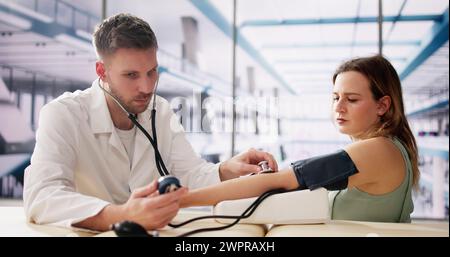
[158,175,181,194]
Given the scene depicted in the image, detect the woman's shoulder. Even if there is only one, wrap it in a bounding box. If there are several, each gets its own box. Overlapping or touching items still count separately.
[357,136,404,167]
[345,136,406,193]
[349,136,399,155]
[360,136,393,145]
[367,136,406,173]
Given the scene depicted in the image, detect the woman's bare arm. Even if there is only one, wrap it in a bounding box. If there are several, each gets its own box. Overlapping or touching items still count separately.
[181,169,299,207]
[180,136,407,208]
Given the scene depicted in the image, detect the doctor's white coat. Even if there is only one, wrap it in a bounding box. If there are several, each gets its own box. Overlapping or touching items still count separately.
[23,81,221,229]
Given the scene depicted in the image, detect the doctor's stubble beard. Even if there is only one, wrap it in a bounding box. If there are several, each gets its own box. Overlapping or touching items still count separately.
[107,81,153,114]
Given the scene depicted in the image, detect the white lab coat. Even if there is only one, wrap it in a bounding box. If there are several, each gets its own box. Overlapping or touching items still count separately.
[23,80,221,229]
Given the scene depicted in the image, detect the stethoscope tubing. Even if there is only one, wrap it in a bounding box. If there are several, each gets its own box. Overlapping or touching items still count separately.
[97,78,169,177]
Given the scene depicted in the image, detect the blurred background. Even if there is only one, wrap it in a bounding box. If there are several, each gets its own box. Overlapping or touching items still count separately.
[0,0,448,220]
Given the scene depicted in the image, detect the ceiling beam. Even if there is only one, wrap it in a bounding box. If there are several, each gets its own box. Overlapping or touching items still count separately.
[240,14,443,27]
[189,0,297,95]
[274,57,408,64]
[0,2,91,52]
[399,9,449,80]
[261,40,421,49]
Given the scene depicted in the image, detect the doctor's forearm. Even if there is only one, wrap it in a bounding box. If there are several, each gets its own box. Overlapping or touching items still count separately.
[181,169,299,207]
[73,204,125,232]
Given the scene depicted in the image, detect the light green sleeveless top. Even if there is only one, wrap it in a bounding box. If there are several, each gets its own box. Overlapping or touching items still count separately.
[328,137,414,223]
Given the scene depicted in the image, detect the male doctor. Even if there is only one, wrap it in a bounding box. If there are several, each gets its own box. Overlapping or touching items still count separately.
[23,13,277,232]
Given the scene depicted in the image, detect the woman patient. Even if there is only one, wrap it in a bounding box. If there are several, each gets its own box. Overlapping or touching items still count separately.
[180,55,419,223]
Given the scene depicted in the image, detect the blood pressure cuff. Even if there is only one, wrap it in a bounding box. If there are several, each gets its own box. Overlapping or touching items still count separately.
[291,150,358,191]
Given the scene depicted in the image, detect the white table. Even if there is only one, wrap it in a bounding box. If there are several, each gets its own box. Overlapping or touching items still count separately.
[266,220,449,237]
[0,207,266,237]
[1,206,447,237]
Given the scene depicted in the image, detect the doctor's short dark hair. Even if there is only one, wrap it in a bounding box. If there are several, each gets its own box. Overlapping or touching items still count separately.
[93,13,158,59]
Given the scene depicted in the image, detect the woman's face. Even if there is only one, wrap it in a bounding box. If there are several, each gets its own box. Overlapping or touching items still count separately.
[332,71,382,140]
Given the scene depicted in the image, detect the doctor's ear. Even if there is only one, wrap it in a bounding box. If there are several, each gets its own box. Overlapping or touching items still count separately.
[95,62,107,81]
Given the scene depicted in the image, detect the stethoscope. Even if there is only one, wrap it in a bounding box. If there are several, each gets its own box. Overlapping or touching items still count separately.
[98,77,289,237]
[97,77,169,178]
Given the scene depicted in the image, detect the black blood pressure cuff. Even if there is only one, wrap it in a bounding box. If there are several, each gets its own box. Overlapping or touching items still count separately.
[291,150,358,191]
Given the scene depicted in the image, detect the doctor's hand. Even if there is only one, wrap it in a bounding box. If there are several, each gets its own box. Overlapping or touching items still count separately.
[123,180,188,230]
[219,148,278,181]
